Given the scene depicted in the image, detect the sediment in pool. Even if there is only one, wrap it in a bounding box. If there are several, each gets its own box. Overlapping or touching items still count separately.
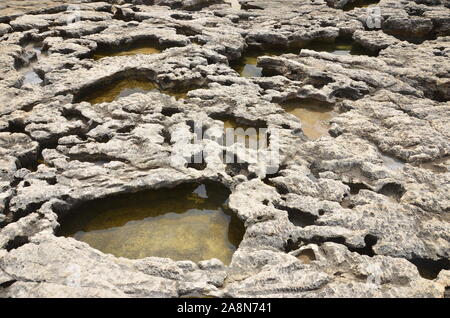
[222,116,269,148]
[92,39,163,60]
[280,99,336,140]
[74,75,190,104]
[232,51,264,78]
[56,182,245,264]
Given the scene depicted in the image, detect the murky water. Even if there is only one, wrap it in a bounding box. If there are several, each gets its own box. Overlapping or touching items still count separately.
[304,38,372,56]
[79,78,157,104]
[234,54,262,77]
[232,47,300,77]
[280,99,335,140]
[57,183,245,264]
[223,118,267,147]
[93,40,162,60]
[77,77,188,104]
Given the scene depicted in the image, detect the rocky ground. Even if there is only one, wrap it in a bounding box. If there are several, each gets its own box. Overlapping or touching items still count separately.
[0,0,449,298]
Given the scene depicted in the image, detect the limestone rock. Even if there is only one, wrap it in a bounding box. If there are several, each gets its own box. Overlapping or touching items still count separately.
[0,0,448,298]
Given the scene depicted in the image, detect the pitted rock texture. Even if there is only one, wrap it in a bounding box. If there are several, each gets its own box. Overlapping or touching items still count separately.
[0,0,449,298]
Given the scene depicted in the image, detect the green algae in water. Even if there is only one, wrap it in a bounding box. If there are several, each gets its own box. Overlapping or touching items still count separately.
[304,38,372,56]
[57,183,245,264]
[76,76,189,105]
[280,99,335,140]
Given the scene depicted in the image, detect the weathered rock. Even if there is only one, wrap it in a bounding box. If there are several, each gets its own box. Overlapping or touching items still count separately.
[220,243,444,297]
[0,0,448,298]
[352,29,399,53]
[0,23,11,36]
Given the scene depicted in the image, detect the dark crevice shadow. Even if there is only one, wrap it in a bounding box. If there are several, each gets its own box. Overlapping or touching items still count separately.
[409,258,450,280]
[5,236,30,252]
[284,234,378,257]
[0,280,17,289]
[378,182,406,202]
[275,203,317,227]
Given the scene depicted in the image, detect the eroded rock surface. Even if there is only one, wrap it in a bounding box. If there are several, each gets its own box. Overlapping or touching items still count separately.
[0,0,449,298]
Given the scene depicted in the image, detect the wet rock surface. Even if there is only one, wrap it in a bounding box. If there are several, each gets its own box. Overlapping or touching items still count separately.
[0,0,449,298]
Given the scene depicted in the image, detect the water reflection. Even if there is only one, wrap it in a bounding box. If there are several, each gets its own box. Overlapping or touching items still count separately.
[304,38,372,56]
[280,99,335,140]
[57,183,245,264]
[76,77,189,104]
